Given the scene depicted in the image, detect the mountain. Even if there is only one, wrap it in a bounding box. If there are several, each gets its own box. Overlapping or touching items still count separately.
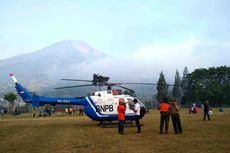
[0,40,157,102]
[0,40,107,76]
[0,40,109,96]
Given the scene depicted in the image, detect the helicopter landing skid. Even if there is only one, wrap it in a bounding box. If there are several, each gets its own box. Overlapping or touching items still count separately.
[99,120,137,128]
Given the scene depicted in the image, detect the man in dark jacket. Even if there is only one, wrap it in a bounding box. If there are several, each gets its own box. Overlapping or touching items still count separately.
[203,100,211,121]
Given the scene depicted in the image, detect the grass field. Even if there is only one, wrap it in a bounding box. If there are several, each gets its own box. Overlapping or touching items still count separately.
[0,108,229,153]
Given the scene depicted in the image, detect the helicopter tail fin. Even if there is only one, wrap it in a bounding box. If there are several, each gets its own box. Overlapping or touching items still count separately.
[10,74,33,103]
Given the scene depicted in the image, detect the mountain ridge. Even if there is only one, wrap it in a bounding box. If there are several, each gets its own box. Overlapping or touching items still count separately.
[0,40,110,95]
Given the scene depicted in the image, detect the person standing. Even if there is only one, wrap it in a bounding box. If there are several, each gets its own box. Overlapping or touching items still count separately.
[170,98,182,134]
[159,97,170,134]
[133,99,141,133]
[65,108,68,116]
[203,100,211,121]
[32,108,36,118]
[117,98,126,135]
[79,105,84,116]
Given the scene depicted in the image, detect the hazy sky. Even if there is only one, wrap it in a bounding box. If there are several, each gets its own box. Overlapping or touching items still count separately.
[0,0,229,75]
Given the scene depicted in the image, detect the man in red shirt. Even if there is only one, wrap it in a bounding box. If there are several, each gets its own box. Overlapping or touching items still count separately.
[117,98,126,135]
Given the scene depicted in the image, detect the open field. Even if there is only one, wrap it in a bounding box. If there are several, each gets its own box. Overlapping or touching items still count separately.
[0,108,230,153]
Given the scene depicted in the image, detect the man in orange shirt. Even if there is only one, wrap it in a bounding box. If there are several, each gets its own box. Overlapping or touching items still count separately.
[159,97,170,134]
[117,98,126,135]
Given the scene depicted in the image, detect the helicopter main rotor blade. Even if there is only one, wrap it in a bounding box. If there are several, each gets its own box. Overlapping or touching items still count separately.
[115,82,181,86]
[54,84,94,89]
[60,79,93,82]
[115,84,135,93]
[118,83,158,85]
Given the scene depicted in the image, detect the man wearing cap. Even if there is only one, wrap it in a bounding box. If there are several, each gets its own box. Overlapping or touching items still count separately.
[170,98,182,134]
[117,98,126,134]
[133,99,141,133]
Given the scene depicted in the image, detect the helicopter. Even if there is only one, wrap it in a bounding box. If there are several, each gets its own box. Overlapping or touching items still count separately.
[10,73,147,122]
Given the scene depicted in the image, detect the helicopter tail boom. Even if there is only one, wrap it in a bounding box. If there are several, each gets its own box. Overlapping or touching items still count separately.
[10,74,86,107]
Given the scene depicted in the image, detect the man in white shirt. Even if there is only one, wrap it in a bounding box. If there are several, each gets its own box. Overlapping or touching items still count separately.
[133,99,141,133]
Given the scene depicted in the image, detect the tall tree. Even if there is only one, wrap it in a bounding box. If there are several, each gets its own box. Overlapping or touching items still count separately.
[156,71,168,102]
[172,70,182,103]
[181,66,189,96]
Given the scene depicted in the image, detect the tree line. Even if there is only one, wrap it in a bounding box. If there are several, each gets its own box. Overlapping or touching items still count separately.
[156,66,230,107]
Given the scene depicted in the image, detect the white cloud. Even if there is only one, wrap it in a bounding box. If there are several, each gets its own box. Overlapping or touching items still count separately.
[57,38,230,83]
[130,38,230,76]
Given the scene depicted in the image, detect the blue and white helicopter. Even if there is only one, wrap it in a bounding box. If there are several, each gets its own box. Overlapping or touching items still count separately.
[10,73,147,122]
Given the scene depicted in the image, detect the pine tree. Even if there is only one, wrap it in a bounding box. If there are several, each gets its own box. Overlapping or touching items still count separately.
[181,66,189,96]
[172,70,182,103]
[156,71,168,102]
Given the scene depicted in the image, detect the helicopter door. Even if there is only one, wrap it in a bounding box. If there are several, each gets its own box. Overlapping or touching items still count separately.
[93,91,115,114]
[104,92,115,114]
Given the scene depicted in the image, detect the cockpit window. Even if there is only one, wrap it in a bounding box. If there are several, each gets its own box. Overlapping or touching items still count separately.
[137,100,146,108]
[107,90,112,94]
